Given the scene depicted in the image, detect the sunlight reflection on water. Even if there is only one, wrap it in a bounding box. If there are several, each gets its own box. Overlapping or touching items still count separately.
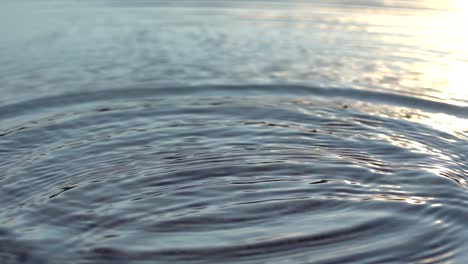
[0,1,467,263]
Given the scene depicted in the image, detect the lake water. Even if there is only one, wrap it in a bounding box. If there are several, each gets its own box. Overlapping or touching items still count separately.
[1,0,467,263]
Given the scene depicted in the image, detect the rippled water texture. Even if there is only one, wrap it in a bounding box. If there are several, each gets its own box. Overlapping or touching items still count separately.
[1,1,467,263]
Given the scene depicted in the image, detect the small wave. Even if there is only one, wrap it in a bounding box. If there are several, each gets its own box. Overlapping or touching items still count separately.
[0,85,466,121]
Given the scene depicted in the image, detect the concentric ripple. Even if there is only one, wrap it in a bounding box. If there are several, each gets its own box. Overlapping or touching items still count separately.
[1,0,468,263]
[0,86,467,263]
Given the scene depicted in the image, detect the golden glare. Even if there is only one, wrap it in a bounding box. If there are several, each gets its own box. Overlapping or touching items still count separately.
[454,0,468,13]
[446,60,468,105]
[405,0,468,106]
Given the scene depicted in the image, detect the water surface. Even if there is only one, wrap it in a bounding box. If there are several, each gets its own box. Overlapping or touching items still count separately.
[0,0,467,263]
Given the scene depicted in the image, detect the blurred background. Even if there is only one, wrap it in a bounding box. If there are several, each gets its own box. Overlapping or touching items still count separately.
[1,0,467,106]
